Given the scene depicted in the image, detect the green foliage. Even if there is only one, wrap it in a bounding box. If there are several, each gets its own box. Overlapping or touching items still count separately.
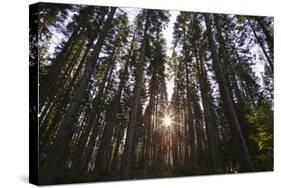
[247,100,273,171]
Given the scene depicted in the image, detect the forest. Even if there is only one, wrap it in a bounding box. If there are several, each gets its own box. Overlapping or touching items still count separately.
[29,3,273,185]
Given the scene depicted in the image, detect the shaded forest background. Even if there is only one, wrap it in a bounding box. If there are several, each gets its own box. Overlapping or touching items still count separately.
[29,3,273,185]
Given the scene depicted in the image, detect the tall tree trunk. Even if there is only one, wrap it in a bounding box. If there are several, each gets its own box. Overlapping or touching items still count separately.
[183,54,197,174]
[40,8,117,181]
[195,46,221,173]
[119,10,150,179]
[93,43,129,178]
[39,34,87,135]
[204,14,254,172]
[39,25,81,106]
[216,18,259,158]
[79,48,118,173]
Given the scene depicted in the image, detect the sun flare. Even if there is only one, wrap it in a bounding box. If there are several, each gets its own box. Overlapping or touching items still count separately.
[163,115,172,128]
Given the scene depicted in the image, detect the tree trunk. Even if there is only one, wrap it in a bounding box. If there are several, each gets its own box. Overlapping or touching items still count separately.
[119,10,150,179]
[39,8,116,181]
[195,46,221,173]
[204,14,254,172]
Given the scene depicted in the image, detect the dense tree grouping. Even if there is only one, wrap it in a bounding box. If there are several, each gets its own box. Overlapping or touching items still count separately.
[30,3,273,184]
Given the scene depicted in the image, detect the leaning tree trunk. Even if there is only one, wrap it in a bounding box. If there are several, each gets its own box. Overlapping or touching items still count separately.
[215,15,258,159]
[204,13,254,172]
[39,8,117,182]
[93,35,134,178]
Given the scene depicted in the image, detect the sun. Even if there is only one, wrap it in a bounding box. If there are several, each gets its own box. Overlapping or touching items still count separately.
[163,115,172,128]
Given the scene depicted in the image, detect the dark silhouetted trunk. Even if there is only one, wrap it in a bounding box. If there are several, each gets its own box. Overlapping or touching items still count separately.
[204,14,254,172]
